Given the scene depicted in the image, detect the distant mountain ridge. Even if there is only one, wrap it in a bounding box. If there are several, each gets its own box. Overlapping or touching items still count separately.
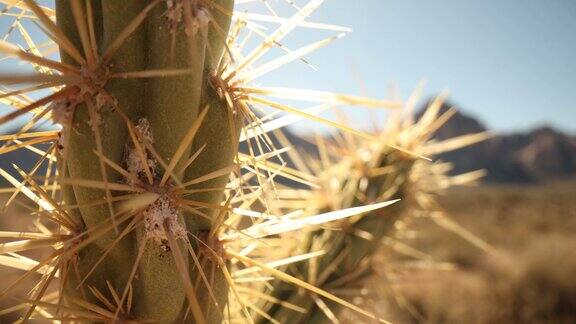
[417,102,576,183]
[2,103,575,186]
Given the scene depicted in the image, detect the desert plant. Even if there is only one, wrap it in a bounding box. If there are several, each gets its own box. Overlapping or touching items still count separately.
[253,93,491,323]
[2,0,238,322]
[0,1,415,323]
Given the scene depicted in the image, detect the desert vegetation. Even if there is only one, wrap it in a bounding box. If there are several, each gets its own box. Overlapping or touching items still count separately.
[0,1,574,324]
[336,182,576,324]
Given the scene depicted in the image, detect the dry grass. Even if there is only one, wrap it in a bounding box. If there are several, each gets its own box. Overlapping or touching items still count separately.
[340,181,576,324]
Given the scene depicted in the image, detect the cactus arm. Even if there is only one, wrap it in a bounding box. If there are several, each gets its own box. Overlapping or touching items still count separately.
[184,86,241,232]
[56,0,148,239]
[143,2,206,168]
[259,154,414,323]
[174,2,238,323]
[128,2,210,321]
[182,2,237,321]
[55,0,149,308]
[133,1,236,322]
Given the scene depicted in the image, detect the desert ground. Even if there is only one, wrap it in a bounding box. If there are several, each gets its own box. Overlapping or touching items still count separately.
[342,181,576,323]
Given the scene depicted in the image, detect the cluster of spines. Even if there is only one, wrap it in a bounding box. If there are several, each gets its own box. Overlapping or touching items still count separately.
[0,1,494,323]
[247,92,492,323]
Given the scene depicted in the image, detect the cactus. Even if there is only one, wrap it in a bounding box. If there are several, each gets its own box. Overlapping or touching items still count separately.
[253,93,491,323]
[0,0,238,322]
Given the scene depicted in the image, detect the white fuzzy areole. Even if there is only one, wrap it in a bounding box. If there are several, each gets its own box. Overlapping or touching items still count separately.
[123,118,186,247]
[143,195,187,248]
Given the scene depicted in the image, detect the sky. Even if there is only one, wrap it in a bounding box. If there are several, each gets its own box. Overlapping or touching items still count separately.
[1,0,575,135]
[253,0,576,134]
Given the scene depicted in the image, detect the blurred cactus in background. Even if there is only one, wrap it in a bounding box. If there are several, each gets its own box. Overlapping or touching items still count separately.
[253,93,491,323]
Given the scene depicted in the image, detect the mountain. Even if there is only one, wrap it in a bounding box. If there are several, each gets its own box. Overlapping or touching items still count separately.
[417,102,576,183]
[2,104,575,186]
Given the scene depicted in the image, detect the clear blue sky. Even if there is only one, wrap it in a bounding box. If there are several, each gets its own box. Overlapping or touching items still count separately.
[253,0,576,134]
[1,0,575,134]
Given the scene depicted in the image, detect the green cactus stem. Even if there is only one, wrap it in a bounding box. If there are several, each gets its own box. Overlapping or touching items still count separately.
[55,1,235,322]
